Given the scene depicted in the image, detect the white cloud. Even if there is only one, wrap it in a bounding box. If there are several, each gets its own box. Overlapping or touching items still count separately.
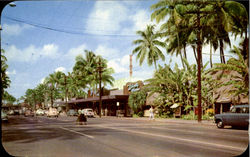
[133,69,154,81]
[121,55,130,66]
[85,1,129,34]
[131,10,152,31]
[108,59,128,73]
[65,44,87,61]
[55,67,66,73]
[2,23,32,36]
[95,44,119,59]
[40,77,45,84]
[5,44,59,62]
[6,69,16,75]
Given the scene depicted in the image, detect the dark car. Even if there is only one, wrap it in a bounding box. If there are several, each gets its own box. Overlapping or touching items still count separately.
[67,109,78,116]
[214,105,249,129]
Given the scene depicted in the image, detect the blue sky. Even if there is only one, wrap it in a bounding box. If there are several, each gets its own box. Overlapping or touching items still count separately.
[2,0,243,99]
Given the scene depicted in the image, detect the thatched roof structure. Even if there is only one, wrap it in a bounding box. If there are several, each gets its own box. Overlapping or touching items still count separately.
[211,70,249,104]
[146,93,160,106]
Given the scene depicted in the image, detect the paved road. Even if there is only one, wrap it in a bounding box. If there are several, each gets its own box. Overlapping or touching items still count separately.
[2,115,249,157]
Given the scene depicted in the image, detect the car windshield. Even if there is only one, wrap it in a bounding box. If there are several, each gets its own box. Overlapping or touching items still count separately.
[87,109,93,112]
[230,106,249,113]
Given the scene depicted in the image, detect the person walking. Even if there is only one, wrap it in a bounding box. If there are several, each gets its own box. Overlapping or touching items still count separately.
[149,106,154,120]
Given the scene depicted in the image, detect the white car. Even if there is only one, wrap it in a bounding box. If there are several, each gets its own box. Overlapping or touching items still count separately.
[83,108,94,117]
[36,109,45,116]
[1,110,8,122]
[47,108,59,118]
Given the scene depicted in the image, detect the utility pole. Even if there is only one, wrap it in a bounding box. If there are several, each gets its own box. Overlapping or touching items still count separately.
[49,83,53,108]
[64,74,68,111]
[196,11,202,122]
[186,7,202,122]
[98,58,103,118]
[175,1,214,122]
[33,92,36,116]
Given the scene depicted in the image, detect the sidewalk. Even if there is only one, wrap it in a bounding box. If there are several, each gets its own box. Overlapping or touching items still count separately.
[56,115,215,126]
[102,116,215,126]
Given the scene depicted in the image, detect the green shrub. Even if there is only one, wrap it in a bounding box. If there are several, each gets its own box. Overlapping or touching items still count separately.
[182,111,197,120]
[137,111,144,117]
[202,114,214,120]
[132,114,140,118]
[182,111,214,120]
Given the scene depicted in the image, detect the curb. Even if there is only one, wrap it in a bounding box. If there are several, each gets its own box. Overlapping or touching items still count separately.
[101,116,215,126]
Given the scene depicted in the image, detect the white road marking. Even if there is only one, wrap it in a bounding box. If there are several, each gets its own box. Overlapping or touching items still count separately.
[97,125,246,152]
[59,127,94,139]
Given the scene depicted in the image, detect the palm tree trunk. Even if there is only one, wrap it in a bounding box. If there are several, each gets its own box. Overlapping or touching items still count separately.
[184,45,187,59]
[180,53,185,68]
[154,60,157,71]
[192,46,198,64]
[243,30,249,63]
[219,39,226,64]
[210,43,213,68]
[201,47,203,69]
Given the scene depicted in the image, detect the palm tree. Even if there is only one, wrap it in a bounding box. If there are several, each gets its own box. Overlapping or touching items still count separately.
[223,0,249,61]
[1,49,11,94]
[34,83,47,109]
[73,50,114,97]
[132,25,166,70]
[44,72,62,107]
[73,50,97,96]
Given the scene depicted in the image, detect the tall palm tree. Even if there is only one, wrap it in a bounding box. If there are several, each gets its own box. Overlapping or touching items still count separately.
[73,50,98,95]
[223,0,248,60]
[132,25,166,70]
[1,49,11,94]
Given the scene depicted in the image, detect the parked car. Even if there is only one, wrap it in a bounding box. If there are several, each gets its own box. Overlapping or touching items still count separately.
[59,111,67,116]
[47,108,59,118]
[8,110,14,115]
[83,108,94,117]
[67,109,78,116]
[1,110,8,122]
[19,109,24,115]
[24,110,34,117]
[214,105,249,129]
[14,109,20,115]
[36,109,45,116]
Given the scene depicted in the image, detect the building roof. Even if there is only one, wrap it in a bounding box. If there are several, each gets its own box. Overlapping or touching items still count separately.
[146,93,160,106]
[66,95,129,104]
[212,70,249,104]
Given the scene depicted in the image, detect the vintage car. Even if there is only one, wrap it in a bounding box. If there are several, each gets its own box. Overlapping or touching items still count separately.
[36,109,45,116]
[1,110,8,122]
[47,108,59,118]
[82,108,95,117]
[67,109,78,116]
[214,105,249,129]
[24,110,34,117]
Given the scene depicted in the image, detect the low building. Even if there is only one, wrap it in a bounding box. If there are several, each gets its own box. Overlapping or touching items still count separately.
[60,80,143,117]
[212,70,249,114]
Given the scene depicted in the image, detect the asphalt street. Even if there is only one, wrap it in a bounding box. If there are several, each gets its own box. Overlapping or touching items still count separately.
[1,115,249,157]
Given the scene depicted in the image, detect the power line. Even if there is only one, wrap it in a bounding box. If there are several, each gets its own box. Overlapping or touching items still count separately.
[3,16,137,37]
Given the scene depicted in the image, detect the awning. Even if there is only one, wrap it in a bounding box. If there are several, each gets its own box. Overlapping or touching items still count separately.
[170,103,179,109]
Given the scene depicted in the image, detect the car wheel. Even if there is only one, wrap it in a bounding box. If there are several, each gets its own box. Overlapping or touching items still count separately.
[217,120,224,129]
